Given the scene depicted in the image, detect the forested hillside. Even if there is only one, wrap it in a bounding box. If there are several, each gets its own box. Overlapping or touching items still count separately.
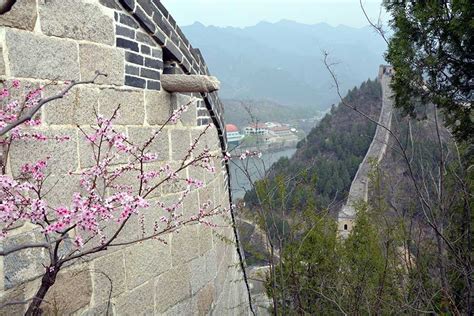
[244,78,382,211]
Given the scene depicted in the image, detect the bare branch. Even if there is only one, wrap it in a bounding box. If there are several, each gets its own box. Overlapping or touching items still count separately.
[0,242,49,256]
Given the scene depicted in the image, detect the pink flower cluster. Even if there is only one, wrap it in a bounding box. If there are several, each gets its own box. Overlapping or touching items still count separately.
[0,84,221,249]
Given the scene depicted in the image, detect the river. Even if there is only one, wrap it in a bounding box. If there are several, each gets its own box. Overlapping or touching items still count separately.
[228,148,297,201]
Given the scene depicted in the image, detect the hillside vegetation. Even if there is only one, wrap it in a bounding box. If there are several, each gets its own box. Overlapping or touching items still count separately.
[244,78,382,211]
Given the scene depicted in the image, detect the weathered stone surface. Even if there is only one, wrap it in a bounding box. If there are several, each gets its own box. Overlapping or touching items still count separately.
[162,298,194,316]
[43,86,99,125]
[79,43,124,86]
[0,46,5,76]
[145,90,172,125]
[43,265,92,314]
[127,127,169,161]
[170,129,191,161]
[78,126,127,169]
[172,93,198,126]
[182,190,199,217]
[190,250,217,294]
[0,0,37,31]
[5,29,80,80]
[124,238,171,290]
[155,263,192,313]
[39,0,114,45]
[99,88,145,125]
[0,284,26,315]
[162,74,220,93]
[91,251,126,304]
[114,281,154,315]
[199,225,214,255]
[195,283,215,316]
[39,174,81,210]
[171,225,199,264]
[9,128,78,176]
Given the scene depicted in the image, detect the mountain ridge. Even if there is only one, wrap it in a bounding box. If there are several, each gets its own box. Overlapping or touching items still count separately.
[182,20,387,110]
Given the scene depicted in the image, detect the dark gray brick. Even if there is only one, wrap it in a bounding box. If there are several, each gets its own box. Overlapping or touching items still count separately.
[100,0,121,9]
[140,68,161,80]
[126,64,140,76]
[138,0,156,16]
[114,11,119,21]
[152,12,173,37]
[125,75,146,88]
[117,37,139,52]
[136,32,156,46]
[119,14,139,29]
[152,29,166,46]
[176,26,189,48]
[125,51,144,65]
[152,0,168,18]
[144,57,163,69]
[141,45,151,55]
[147,80,161,91]
[152,48,162,59]
[120,0,135,11]
[134,6,156,33]
[163,41,183,63]
[116,25,135,39]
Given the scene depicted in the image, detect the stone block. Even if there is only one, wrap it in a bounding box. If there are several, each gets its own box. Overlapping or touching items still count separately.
[43,86,99,125]
[77,126,127,169]
[172,93,197,126]
[0,46,5,76]
[182,190,199,217]
[5,29,80,81]
[42,265,92,315]
[160,164,188,195]
[170,129,191,161]
[39,0,114,45]
[195,283,215,316]
[39,174,82,210]
[127,127,169,161]
[113,281,154,315]
[0,285,26,315]
[79,43,124,86]
[145,90,172,125]
[189,250,217,294]
[0,0,37,31]
[192,126,220,155]
[91,251,126,304]
[9,128,78,176]
[124,238,171,290]
[162,298,194,316]
[171,225,199,264]
[98,88,145,125]
[199,225,214,255]
[154,263,191,313]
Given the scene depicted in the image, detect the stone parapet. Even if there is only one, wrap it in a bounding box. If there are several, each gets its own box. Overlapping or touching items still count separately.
[0,0,248,314]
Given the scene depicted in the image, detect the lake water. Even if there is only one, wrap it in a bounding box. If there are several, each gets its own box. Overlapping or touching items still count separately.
[228,148,297,201]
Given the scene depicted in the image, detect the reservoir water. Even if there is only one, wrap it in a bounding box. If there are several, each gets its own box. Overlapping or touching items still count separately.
[228,148,297,201]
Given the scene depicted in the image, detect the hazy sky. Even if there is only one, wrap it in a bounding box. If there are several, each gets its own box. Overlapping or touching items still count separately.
[161,0,387,28]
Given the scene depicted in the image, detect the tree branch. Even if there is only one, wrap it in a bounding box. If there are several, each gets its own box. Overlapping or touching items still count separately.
[0,72,107,137]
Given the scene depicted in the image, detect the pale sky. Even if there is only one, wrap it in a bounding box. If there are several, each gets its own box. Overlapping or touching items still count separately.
[161,0,387,28]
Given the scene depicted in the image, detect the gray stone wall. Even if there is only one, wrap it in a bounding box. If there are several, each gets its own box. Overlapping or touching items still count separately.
[338,66,394,237]
[0,0,249,314]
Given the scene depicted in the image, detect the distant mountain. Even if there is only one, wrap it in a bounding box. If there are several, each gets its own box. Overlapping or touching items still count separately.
[222,99,322,131]
[182,20,387,110]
